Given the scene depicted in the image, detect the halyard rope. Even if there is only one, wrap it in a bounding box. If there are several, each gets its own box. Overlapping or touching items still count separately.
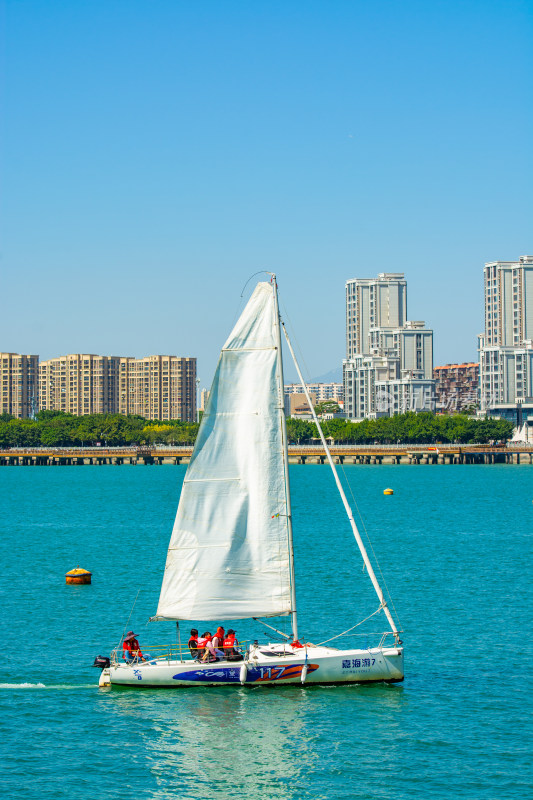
[316,604,384,645]
[279,289,403,633]
[116,588,141,653]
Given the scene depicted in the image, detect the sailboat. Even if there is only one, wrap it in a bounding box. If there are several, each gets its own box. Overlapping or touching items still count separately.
[97,277,403,687]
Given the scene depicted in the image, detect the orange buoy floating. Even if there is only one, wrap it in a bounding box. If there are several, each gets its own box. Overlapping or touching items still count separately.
[66,566,92,585]
[383,488,394,495]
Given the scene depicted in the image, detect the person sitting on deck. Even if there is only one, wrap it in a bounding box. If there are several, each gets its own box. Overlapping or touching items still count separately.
[223,629,243,661]
[123,631,146,663]
[188,628,200,660]
[212,626,225,659]
[198,632,218,662]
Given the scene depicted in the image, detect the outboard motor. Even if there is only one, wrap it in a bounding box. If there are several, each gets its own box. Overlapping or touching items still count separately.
[93,655,110,669]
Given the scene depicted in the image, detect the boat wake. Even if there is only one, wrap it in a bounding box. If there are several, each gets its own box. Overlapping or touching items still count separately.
[0,682,46,689]
[0,683,94,689]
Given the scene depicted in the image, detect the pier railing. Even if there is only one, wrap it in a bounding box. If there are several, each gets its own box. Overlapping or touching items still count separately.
[1,443,530,454]
[1,444,531,465]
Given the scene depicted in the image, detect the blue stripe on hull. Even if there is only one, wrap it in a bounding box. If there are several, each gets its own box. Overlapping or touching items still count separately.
[172,664,320,683]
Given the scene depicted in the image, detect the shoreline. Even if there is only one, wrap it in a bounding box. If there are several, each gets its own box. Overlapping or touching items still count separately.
[1,446,532,466]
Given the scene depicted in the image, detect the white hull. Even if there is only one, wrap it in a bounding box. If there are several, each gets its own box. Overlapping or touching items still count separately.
[100,645,404,687]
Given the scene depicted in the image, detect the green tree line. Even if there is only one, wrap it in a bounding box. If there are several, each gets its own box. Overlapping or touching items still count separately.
[286,412,513,445]
[0,411,199,447]
[0,410,514,448]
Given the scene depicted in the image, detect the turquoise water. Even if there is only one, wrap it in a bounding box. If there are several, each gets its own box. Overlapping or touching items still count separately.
[0,464,531,799]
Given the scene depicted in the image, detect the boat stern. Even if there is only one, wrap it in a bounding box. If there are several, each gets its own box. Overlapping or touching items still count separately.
[381,646,404,681]
[98,667,111,687]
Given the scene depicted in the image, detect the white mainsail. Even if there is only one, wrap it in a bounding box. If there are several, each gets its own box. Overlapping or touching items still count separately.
[153,282,293,621]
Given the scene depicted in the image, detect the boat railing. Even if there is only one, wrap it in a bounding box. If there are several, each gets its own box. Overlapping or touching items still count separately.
[315,631,399,649]
[110,644,197,665]
[109,634,399,665]
[110,642,250,666]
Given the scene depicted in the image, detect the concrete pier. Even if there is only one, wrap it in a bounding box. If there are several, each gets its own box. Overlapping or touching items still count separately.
[0,445,531,466]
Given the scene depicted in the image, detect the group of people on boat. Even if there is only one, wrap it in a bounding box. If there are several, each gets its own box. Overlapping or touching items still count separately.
[122,626,243,664]
[188,627,243,662]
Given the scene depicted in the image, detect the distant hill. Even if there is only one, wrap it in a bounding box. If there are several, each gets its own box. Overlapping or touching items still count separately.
[310,366,343,383]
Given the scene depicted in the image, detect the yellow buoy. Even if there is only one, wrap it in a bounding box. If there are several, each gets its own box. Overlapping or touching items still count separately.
[66,566,92,585]
[383,488,394,495]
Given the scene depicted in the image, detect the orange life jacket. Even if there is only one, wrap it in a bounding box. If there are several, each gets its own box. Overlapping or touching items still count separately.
[123,638,143,659]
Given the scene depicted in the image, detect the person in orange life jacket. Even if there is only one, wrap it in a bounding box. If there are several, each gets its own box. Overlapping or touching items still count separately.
[223,629,243,661]
[188,628,200,660]
[198,632,218,662]
[212,626,225,658]
[123,631,147,663]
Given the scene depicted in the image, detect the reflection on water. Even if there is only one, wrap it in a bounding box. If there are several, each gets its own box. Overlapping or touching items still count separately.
[104,684,405,800]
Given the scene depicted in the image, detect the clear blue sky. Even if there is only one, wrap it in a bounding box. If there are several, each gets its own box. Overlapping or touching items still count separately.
[1,0,532,385]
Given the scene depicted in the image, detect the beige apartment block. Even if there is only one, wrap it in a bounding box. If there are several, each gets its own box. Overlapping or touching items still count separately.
[37,353,196,421]
[0,352,39,418]
[118,355,197,422]
[39,354,122,415]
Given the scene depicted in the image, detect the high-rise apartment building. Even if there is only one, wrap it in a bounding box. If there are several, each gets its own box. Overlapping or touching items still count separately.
[343,274,434,419]
[0,352,39,418]
[346,273,407,359]
[38,353,197,421]
[478,255,533,422]
[118,356,196,422]
[39,354,121,415]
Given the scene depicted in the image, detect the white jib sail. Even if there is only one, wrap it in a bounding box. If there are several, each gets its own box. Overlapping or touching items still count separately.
[153,282,293,621]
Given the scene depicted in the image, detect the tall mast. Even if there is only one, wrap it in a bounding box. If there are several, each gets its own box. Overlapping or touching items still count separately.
[281,320,400,639]
[271,275,299,642]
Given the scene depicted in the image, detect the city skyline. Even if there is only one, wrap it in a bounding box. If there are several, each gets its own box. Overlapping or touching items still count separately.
[0,261,493,388]
[1,2,531,385]
[2,253,529,404]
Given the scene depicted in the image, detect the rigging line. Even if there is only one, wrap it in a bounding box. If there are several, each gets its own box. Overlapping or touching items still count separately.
[224,271,273,348]
[316,605,384,646]
[240,270,273,297]
[278,291,315,385]
[279,289,402,631]
[253,618,292,640]
[341,463,402,628]
[280,288,394,622]
[278,283,403,631]
[336,463,402,629]
[116,589,141,652]
[279,287,401,627]
[273,279,298,640]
